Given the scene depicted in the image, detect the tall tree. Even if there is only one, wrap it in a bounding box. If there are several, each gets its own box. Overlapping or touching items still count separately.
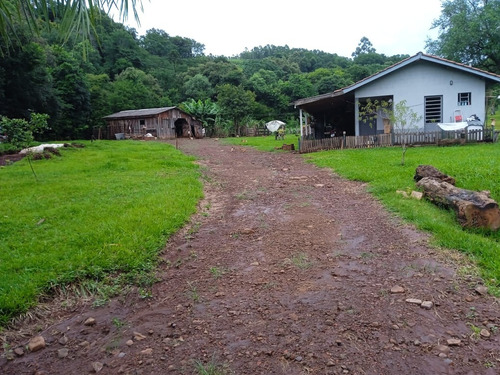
[426,0,500,73]
[351,37,376,58]
[216,84,256,136]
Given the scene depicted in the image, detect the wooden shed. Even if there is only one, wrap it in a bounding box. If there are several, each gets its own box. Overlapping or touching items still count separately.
[103,107,204,139]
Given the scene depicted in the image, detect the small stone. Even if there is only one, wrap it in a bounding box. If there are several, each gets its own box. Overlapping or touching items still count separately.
[480,329,491,338]
[58,335,68,345]
[396,190,409,198]
[84,317,96,326]
[475,285,488,295]
[411,191,423,200]
[390,286,405,294]
[141,348,153,355]
[413,340,421,346]
[406,298,423,305]
[447,338,461,346]
[438,352,448,358]
[13,348,24,357]
[92,361,103,373]
[421,301,433,309]
[327,360,335,367]
[126,340,134,346]
[295,356,303,362]
[118,352,126,358]
[58,348,69,358]
[315,184,324,188]
[250,262,259,266]
[28,336,46,352]
[133,332,147,341]
[436,345,450,354]
[465,296,474,302]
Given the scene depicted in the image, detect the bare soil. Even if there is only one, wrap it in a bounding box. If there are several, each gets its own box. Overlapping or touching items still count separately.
[1,138,499,375]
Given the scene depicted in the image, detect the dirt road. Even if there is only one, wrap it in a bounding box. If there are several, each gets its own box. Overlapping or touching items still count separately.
[1,138,499,374]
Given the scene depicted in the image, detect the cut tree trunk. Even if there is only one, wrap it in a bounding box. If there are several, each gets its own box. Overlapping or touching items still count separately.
[416,177,500,230]
[414,165,456,185]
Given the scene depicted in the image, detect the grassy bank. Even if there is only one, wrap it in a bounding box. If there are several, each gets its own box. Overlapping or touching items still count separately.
[223,135,299,151]
[0,140,203,325]
[305,143,500,293]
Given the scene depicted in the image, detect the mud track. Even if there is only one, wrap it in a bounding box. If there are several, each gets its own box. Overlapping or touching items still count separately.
[2,138,499,375]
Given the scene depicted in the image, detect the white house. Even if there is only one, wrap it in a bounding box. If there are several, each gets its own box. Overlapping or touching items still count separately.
[293,52,500,138]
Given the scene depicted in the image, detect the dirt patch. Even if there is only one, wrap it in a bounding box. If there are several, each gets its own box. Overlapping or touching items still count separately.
[0,152,24,166]
[1,138,499,374]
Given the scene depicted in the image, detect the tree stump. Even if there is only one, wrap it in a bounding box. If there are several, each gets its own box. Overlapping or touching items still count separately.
[414,165,455,185]
[416,177,500,230]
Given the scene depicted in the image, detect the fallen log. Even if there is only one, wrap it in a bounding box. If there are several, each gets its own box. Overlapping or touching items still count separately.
[416,177,500,230]
[414,165,455,185]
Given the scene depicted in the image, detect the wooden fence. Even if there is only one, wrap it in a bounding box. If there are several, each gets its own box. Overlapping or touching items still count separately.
[299,129,499,154]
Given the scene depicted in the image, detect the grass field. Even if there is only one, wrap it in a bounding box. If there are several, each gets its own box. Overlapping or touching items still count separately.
[0,140,203,325]
[307,143,500,294]
[223,135,299,151]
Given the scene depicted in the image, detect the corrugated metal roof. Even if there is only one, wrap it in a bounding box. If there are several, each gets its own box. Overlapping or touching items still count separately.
[103,107,177,119]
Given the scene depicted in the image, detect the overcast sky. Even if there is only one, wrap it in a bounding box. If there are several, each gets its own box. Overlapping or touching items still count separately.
[122,0,444,58]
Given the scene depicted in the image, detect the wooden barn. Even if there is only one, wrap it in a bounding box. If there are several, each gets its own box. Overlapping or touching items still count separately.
[103,107,204,139]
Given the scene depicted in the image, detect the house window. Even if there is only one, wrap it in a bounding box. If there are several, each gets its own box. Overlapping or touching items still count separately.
[458,92,471,106]
[425,96,442,123]
[139,119,145,126]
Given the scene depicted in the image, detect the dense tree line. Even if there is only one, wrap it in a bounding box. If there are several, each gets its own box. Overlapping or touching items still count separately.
[1,0,498,139]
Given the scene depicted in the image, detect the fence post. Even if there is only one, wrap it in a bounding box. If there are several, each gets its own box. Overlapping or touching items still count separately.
[342,131,346,149]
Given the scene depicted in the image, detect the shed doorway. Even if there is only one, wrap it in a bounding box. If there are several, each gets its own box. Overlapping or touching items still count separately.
[175,119,188,137]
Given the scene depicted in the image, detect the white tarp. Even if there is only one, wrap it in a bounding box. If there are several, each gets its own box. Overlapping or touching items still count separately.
[20,143,66,154]
[437,122,468,131]
[266,120,285,132]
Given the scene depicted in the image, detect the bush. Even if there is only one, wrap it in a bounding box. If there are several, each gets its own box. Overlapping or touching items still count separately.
[0,113,49,150]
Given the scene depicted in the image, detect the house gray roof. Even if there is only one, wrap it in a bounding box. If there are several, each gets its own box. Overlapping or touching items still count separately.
[103,107,177,119]
[293,52,500,107]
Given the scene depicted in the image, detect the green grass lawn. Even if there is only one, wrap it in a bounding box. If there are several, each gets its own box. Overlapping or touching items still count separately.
[222,135,299,151]
[305,143,500,293]
[0,140,203,325]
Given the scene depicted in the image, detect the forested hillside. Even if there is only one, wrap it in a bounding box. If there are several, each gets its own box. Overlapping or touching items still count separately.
[1,0,498,140]
[0,8,410,139]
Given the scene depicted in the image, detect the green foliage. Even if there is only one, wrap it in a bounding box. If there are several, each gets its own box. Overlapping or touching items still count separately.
[426,0,500,73]
[352,36,376,58]
[180,98,219,136]
[305,143,500,294]
[0,140,203,325]
[183,74,214,100]
[1,113,49,149]
[216,84,257,135]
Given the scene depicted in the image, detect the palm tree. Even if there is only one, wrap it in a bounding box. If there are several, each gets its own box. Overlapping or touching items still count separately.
[0,0,143,53]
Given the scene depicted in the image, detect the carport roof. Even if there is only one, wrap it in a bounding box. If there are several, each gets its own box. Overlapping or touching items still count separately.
[292,52,500,109]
